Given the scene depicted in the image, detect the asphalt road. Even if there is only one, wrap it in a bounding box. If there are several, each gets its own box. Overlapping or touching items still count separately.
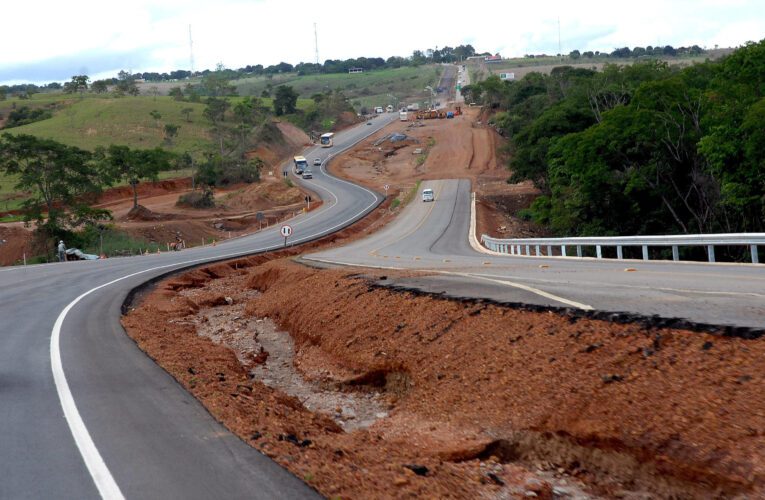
[0,113,396,499]
[305,179,765,331]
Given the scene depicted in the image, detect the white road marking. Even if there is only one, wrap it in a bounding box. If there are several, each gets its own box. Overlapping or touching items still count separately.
[301,256,593,310]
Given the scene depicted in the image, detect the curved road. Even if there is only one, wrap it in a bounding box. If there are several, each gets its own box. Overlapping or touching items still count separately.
[0,114,396,499]
[306,179,765,331]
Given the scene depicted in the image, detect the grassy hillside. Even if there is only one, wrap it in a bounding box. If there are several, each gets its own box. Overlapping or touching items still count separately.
[4,95,211,152]
[468,49,733,81]
[236,65,442,111]
[1,94,313,152]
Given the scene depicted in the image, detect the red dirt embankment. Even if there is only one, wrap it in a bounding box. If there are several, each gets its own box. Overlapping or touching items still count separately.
[328,107,544,238]
[124,246,765,498]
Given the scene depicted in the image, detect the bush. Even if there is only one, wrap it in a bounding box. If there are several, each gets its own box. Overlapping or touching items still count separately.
[177,188,215,208]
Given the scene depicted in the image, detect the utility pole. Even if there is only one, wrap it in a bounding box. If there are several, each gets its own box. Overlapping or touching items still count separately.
[558,17,562,61]
[314,22,320,65]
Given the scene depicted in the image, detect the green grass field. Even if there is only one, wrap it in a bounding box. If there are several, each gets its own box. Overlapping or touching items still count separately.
[235,66,441,111]
[3,95,212,152]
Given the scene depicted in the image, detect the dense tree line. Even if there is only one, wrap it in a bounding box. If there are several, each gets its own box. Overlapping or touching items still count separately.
[464,40,765,238]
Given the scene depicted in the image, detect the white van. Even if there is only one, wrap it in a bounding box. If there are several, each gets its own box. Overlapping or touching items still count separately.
[422,188,434,202]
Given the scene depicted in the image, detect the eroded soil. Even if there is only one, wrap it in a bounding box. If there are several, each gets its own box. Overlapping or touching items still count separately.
[123,248,764,499]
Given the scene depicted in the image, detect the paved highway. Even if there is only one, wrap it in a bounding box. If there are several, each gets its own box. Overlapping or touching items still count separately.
[0,113,396,499]
[306,179,765,331]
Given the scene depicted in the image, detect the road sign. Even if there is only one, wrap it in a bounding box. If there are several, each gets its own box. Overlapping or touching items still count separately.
[384,184,390,192]
[280,224,292,247]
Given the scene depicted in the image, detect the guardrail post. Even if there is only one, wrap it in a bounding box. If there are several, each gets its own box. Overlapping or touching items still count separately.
[562,245,567,257]
[535,245,541,256]
[547,245,552,257]
[672,245,679,261]
[707,245,715,263]
[596,245,602,259]
[576,245,582,258]
[517,245,521,255]
[617,245,623,260]
[525,245,530,256]
[752,245,759,264]
[642,245,649,261]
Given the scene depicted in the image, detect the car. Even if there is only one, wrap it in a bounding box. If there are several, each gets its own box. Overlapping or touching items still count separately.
[302,170,313,179]
[367,121,372,125]
[422,188,434,202]
[313,158,322,166]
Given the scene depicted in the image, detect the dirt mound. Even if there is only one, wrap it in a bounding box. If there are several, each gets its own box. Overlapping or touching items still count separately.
[125,205,174,221]
[97,178,192,206]
[220,177,305,212]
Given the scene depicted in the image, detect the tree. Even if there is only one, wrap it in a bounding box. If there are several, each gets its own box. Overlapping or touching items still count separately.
[91,80,109,93]
[168,86,184,101]
[149,110,162,129]
[273,85,298,115]
[181,107,194,122]
[569,49,581,60]
[204,97,231,155]
[102,145,173,208]
[64,75,90,94]
[164,124,180,145]
[0,134,110,238]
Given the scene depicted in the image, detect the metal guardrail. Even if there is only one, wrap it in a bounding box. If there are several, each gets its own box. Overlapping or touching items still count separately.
[480,233,765,264]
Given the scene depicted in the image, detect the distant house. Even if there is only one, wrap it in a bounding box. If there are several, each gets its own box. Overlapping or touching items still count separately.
[348,68,363,74]
[485,54,502,63]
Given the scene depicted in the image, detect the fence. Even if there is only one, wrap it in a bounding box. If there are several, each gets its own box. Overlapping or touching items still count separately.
[480,233,765,264]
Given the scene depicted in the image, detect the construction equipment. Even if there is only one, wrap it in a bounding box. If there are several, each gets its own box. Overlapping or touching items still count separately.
[415,107,462,120]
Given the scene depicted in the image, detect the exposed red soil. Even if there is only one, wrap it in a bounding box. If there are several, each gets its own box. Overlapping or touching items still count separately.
[0,225,33,266]
[327,107,544,238]
[124,252,765,498]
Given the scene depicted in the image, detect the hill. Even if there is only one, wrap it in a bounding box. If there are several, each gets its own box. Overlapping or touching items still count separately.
[235,65,442,111]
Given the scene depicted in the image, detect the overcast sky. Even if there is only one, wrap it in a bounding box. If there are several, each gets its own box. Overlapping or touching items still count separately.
[1,0,764,85]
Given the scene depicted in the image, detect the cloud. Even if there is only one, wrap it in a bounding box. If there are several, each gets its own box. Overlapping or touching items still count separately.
[1,0,763,84]
[0,49,157,85]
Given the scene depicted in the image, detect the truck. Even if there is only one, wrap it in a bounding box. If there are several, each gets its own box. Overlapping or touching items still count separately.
[374,106,384,114]
[406,103,420,112]
[399,111,408,121]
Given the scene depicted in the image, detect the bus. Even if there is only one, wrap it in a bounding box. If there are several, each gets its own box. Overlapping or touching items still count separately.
[293,156,307,174]
[319,133,334,148]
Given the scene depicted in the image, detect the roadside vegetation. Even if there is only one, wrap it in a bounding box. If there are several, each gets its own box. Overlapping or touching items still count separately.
[463,39,765,241]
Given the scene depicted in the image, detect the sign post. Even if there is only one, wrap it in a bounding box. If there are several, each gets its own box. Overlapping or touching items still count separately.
[384,184,390,196]
[280,224,292,247]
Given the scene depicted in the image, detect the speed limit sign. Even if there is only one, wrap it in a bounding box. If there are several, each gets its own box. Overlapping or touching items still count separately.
[280,225,292,237]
